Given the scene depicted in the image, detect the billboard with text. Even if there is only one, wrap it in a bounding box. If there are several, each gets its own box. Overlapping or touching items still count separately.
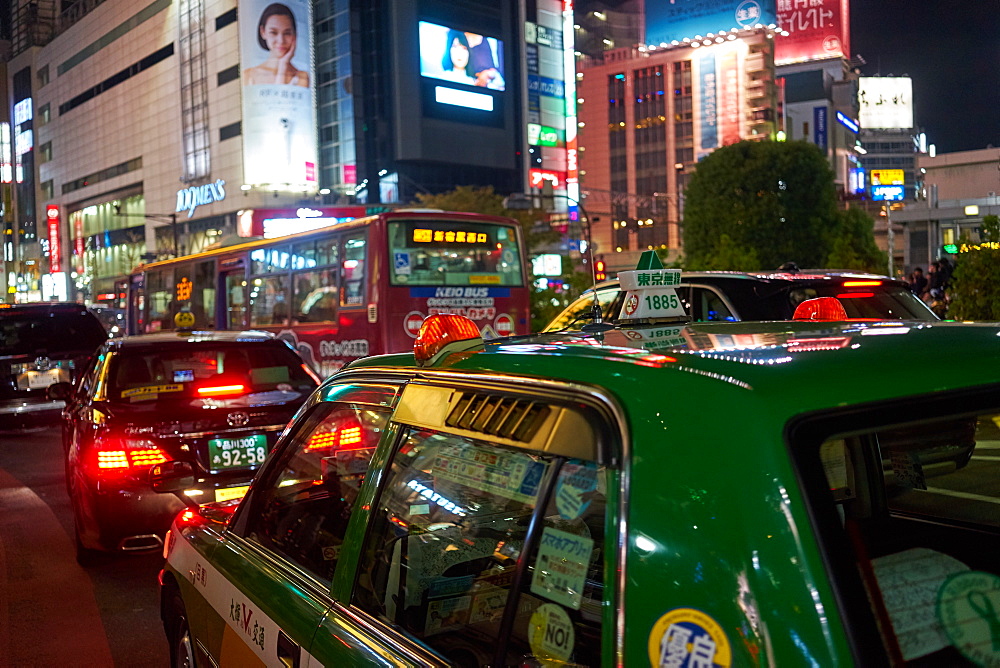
[239,0,318,189]
[646,0,777,46]
[774,0,849,65]
[858,77,913,129]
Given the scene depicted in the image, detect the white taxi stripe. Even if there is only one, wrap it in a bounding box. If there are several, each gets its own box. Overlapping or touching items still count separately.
[167,523,322,667]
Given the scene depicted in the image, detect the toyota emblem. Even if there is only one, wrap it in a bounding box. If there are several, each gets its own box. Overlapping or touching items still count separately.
[227,412,250,427]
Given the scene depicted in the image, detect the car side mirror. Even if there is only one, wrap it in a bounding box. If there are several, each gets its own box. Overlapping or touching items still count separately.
[150,461,200,508]
[46,382,75,402]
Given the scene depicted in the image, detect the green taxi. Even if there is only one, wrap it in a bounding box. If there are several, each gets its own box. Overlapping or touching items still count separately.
[155,262,1000,667]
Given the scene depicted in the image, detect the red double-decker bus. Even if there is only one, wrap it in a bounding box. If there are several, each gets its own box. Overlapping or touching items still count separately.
[125,210,530,376]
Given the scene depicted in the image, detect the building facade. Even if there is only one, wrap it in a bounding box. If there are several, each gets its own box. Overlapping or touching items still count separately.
[577,30,778,271]
[3,0,581,303]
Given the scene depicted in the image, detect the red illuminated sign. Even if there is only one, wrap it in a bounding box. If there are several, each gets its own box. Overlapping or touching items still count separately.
[529,169,567,190]
[46,205,62,273]
[775,0,850,66]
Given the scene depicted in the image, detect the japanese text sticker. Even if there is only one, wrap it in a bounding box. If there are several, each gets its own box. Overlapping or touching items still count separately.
[555,462,599,520]
[530,526,594,610]
[648,608,732,667]
[122,384,184,400]
[529,603,575,665]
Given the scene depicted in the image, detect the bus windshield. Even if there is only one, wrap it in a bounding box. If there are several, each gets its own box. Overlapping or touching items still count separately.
[387,219,524,287]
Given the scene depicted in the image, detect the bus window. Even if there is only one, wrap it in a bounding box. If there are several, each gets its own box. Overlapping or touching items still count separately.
[291,237,337,268]
[250,275,290,327]
[342,234,366,306]
[173,261,216,330]
[251,247,291,274]
[387,219,524,287]
[146,268,174,332]
[226,273,247,329]
[294,269,338,323]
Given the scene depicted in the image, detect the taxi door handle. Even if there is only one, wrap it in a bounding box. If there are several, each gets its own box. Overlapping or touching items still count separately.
[277,629,300,668]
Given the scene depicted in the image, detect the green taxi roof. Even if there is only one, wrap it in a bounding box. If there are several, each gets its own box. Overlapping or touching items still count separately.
[348,319,1000,420]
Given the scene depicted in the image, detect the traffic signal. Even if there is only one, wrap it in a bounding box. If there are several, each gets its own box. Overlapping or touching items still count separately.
[594,260,606,281]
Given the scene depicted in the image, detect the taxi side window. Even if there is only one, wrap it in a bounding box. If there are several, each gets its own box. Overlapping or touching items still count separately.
[810,411,1000,665]
[689,286,735,322]
[352,430,608,667]
[244,397,392,581]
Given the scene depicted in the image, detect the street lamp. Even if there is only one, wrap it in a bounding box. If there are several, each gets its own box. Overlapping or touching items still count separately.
[114,206,179,258]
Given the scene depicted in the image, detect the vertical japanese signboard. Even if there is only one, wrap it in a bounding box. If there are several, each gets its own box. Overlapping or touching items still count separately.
[46,205,61,273]
[699,53,718,150]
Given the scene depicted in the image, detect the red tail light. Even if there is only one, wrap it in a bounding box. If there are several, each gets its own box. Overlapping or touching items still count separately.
[93,435,168,476]
[197,383,246,397]
[306,416,365,452]
[842,280,882,287]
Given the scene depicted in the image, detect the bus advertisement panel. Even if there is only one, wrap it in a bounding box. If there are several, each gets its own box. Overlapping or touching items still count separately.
[127,211,529,377]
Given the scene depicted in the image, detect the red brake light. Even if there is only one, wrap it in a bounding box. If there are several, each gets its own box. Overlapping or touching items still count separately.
[93,435,168,476]
[414,314,483,364]
[306,416,365,452]
[793,297,848,321]
[197,383,246,397]
[842,280,882,287]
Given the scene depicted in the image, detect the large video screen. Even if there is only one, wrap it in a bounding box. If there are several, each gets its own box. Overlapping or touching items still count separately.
[418,21,505,92]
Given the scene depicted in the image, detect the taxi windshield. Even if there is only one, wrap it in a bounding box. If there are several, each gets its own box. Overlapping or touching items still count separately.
[108,344,316,404]
[799,407,1000,665]
[387,220,524,287]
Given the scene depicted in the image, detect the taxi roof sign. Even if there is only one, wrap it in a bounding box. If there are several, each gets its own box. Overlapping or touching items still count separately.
[617,251,686,323]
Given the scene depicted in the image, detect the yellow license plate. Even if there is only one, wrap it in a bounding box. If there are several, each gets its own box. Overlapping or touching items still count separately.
[215,485,250,502]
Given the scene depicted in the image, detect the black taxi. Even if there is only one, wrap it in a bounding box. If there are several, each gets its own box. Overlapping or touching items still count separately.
[156,262,1000,667]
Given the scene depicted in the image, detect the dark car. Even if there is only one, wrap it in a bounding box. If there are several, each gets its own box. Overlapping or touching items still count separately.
[0,302,108,429]
[50,330,320,563]
[544,270,937,331]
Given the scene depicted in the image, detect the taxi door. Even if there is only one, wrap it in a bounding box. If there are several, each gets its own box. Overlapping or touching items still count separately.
[194,380,405,666]
[308,379,621,667]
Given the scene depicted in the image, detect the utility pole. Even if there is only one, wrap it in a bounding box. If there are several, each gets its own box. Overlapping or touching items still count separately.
[885,203,893,277]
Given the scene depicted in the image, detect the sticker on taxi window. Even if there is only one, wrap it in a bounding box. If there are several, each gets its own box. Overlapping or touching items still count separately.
[555,462,599,520]
[528,603,574,665]
[121,384,184,399]
[530,526,593,610]
[648,608,732,668]
[935,571,1000,666]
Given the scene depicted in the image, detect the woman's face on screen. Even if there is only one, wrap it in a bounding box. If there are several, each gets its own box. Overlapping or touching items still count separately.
[449,38,469,70]
[261,14,295,54]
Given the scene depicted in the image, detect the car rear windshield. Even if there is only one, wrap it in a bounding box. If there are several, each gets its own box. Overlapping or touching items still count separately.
[108,343,316,404]
[0,310,108,355]
[787,284,936,320]
[797,406,1000,665]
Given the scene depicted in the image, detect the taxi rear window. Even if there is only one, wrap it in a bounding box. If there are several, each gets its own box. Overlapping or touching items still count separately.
[108,344,316,403]
[796,408,1000,665]
[787,284,935,320]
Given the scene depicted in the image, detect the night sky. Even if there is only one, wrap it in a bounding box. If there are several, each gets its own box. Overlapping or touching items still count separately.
[849,0,1000,153]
